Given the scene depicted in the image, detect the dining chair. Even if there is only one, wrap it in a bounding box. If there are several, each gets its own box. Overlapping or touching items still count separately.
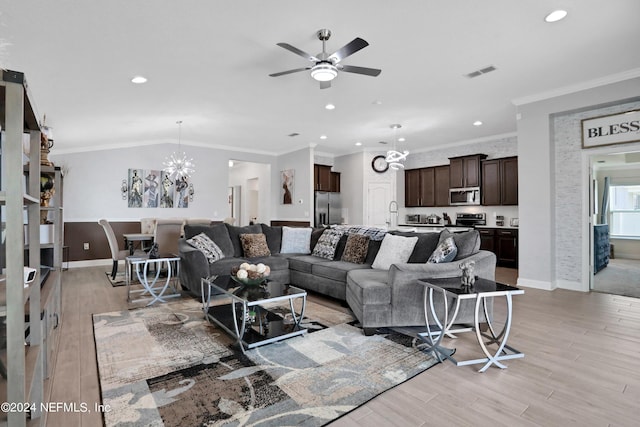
[153,219,184,256]
[99,218,146,280]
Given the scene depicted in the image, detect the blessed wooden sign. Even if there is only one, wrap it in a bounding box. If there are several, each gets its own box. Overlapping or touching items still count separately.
[581,109,640,148]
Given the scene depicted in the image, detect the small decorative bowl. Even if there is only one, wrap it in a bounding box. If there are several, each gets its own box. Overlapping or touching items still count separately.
[231,275,266,286]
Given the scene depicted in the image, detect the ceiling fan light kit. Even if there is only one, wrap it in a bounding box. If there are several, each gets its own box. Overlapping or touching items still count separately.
[269,28,381,89]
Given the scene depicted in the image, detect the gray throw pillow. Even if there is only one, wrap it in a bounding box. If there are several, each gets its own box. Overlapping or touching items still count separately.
[260,224,282,254]
[439,229,480,260]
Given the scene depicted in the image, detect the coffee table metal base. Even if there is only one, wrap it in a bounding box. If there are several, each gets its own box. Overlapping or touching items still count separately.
[201,277,307,353]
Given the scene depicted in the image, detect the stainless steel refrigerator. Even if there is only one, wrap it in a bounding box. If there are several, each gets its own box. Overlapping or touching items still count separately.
[315,191,342,227]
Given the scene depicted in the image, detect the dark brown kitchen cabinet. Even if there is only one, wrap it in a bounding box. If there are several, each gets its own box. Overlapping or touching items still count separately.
[330,171,340,193]
[496,228,518,267]
[405,167,435,207]
[481,156,518,206]
[449,154,486,188]
[314,164,332,191]
[434,165,450,207]
[477,227,518,268]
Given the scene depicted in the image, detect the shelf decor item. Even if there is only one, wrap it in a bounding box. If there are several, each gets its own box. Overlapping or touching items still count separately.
[230,262,271,285]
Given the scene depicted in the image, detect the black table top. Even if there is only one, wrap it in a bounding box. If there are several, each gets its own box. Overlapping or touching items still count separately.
[417,277,522,296]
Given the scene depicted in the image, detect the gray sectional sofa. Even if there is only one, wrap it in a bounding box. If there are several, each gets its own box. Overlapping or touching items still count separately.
[178,223,496,335]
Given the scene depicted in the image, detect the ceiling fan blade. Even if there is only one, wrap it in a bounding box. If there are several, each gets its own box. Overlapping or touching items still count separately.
[276,43,319,62]
[327,37,369,63]
[339,65,382,77]
[320,80,331,89]
[269,67,310,77]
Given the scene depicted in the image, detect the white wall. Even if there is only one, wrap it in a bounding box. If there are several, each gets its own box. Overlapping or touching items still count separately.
[50,144,278,222]
[334,152,365,225]
[516,76,640,291]
[228,161,271,226]
[274,147,313,222]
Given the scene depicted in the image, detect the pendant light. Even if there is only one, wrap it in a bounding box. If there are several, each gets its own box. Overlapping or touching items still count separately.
[163,120,195,179]
[385,123,409,170]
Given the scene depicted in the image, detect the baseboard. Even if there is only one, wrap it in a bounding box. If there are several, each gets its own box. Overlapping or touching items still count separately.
[517,278,555,290]
[555,279,588,292]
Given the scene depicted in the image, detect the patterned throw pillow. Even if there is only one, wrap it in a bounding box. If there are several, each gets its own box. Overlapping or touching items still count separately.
[427,237,458,263]
[371,234,419,270]
[239,233,271,258]
[341,234,370,264]
[280,226,312,254]
[186,232,225,264]
[312,229,345,260]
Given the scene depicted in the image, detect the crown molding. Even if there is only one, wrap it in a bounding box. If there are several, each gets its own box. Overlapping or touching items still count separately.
[512,68,640,106]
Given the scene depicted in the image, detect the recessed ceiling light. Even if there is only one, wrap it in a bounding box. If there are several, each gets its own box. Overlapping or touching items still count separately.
[372,100,382,105]
[325,103,335,110]
[398,137,406,142]
[131,75,147,84]
[545,10,567,23]
[355,142,362,146]
[473,120,483,126]
[320,135,327,140]
[228,160,234,167]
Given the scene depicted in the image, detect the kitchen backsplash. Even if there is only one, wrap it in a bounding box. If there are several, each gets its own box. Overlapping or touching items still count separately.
[400,205,519,227]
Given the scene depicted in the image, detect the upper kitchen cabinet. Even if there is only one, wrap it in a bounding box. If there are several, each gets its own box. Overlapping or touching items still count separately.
[449,154,486,188]
[405,166,449,207]
[314,164,331,191]
[481,156,518,206]
[330,171,340,193]
[434,165,450,207]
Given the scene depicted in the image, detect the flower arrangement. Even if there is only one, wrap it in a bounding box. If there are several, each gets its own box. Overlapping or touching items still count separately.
[231,262,271,285]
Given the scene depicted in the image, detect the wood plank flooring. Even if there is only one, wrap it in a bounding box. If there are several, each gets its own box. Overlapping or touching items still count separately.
[45,266,640,427]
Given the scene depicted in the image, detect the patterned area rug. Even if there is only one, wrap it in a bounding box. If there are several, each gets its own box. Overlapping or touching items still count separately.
[93,298,439,426]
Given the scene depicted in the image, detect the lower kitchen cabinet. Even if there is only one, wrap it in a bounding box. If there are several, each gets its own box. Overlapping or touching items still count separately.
[477,228,518,268]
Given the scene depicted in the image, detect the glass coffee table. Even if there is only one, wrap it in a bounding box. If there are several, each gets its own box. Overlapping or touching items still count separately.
[200,275,307,352]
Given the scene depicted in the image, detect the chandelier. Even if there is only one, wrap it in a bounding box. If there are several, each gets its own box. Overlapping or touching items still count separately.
[385,124,409,170]
[163,120,195,179]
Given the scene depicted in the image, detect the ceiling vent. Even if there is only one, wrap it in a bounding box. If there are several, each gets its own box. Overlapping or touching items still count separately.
[378,141,388,145]
[288,132,300,137]
[464,65,496,79]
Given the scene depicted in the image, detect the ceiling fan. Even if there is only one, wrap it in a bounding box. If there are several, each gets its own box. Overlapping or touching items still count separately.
[269,29,382,89]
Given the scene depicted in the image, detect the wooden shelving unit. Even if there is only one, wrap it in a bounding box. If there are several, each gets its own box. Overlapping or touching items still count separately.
[1,69,62,426]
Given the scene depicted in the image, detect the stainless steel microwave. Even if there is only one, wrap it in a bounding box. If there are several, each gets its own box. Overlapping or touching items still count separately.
[449,187,481,206]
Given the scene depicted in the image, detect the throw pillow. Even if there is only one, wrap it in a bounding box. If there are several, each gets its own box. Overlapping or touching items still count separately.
[239,233,271,258]
[280,226,312,254]
[183,223,235,257]
[260,224,282,254]
[371,234,419,270]
[312,229,345,260]
[225,224,263,257]
[427,236,458,263]
[439,229,480,260]
[341,234,370,264]
[187,232,225,264]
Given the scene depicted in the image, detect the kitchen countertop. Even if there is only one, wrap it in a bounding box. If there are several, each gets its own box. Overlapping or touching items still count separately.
[475,225,519,230]
[396,224,472,233]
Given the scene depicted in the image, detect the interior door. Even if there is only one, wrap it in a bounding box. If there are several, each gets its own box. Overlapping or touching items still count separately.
[367,182,392,228]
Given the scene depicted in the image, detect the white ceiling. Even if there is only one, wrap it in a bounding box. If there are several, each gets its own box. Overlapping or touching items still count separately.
[2,0,640,157]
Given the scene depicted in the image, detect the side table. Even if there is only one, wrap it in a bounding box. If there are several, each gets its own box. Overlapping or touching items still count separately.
[126,254,181,306]
[417,277,524,372]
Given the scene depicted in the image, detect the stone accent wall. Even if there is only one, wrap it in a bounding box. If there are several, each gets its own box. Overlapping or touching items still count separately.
[553,100,640,283]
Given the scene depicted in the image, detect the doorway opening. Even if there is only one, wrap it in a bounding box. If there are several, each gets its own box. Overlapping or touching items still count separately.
[228,160,271,226]
[589,150,640,298]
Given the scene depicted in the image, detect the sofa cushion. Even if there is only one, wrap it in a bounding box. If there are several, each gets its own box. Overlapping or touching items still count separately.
[346,269,391,305]
[310,227,327,252]
[226,224,263,257]
[312,260,371,282]
[371,234,418,270]
[341,234,370,264]
[184,223,235,257]
[288,255,332,274]
[312,229,345,260]
[240,233,271,258]
[186,232,225,264]
[364,239,383,265]
[389,231,440,263]
[248,255,290,272]
[427,236,458,263]
[260,224,282,254]
[281,226,312,254]
[439,229,480,260]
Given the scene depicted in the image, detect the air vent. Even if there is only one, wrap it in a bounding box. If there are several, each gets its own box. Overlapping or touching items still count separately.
[464,65,497,79]
[378,141,388,145]
[288,132,300,137]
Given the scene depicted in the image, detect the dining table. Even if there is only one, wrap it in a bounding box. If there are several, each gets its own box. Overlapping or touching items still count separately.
[122,233,154,255]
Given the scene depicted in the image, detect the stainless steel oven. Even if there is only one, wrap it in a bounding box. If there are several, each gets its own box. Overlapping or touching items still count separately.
[449,187,481,206]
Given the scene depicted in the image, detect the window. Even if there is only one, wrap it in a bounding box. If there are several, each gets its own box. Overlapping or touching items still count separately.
[609,184,640,237]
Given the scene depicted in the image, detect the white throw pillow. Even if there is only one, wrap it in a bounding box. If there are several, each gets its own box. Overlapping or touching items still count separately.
[371,233,418,270]
[280,226,312,254]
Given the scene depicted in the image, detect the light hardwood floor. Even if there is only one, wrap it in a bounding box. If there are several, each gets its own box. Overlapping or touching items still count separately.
[46,266,640,427]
